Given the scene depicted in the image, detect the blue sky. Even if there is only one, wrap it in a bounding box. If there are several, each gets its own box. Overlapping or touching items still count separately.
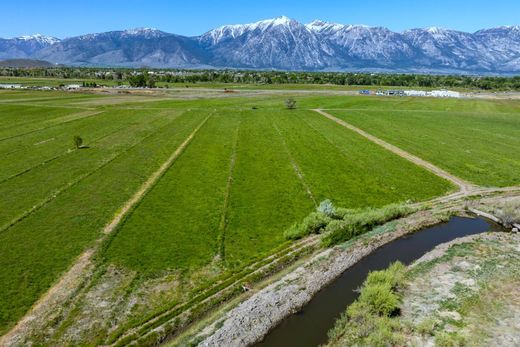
[2,0,519,38]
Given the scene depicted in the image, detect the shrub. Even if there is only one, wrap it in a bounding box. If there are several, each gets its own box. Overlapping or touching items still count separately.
[333,207,355,219]
[327,262,407,346]
[359,283,400,316]
[317,199,336,217]
[321,204,414,247]
[495,201,520,227]
[365,262,406,290]
[285,98,297,109]
[321,220,356,246]
[283,212,331,240]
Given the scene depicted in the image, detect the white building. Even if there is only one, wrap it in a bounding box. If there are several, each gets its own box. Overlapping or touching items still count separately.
[0,84,22,89]
[429,90,461,98]
[404,90,428,97]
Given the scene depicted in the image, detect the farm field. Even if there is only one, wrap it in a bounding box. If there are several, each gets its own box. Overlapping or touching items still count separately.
[325,97,520,187]
[0,76,469,91]
[0,87,519,345]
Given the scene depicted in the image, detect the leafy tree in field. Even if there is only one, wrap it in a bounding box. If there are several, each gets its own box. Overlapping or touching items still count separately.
[146,77,156,88]
[285,98,297,109]
[128,74,147,87]
[73,135,83,149]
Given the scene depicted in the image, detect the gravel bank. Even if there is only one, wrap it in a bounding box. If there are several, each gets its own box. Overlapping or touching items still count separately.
[198,211,444,347]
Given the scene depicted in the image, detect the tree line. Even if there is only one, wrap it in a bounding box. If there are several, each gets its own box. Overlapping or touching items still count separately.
[1,67,520,90]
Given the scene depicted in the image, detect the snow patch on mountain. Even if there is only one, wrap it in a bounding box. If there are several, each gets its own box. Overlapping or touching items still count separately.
[15,34,60,45]
[2,17,520,73]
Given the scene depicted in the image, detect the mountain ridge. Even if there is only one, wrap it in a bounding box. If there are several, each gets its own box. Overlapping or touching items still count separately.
[1,16,520,73]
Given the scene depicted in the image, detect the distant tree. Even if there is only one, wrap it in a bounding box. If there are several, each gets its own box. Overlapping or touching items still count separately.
[146,77,156,88]
[128,74,147,87]
[285,98,297,109]
[73,135,83,149]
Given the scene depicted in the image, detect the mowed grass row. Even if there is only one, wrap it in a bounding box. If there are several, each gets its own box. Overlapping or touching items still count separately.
[270,110,453,206]
[0,110,177,229]
[0,104,84,137]
[104,109,317,275]
[0,104,70,129]
[103,106,454,277]
[0,92,104,106]
[329,106,520,187]
[298,94,520,114]
[0,110,207,334]
[104,111,240,273]
[0,108,166,182]
[223,111,315,267]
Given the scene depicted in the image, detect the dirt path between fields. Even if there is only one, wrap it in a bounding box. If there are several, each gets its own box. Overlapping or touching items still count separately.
[0,115,210,347]
[102,115,210,234]
[216,120,241,261]
[313,109,476,193]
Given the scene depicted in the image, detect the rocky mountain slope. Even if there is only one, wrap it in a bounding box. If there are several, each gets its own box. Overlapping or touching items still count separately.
[1,17,520,73]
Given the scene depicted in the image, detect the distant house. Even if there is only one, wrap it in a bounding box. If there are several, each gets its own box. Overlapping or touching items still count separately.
[0,84,22,89]
[430,90,461,98]
[404,90,428,97]
[65,84,82,90]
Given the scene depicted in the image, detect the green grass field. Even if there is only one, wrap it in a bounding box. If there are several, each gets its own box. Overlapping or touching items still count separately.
[0,87,518,342]
[325,97,520,186]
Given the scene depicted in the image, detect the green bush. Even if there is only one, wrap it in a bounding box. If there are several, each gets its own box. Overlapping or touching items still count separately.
[283,212,331,240]
[284,203,413,244]
[358,283,400,316]
[365,262,406,290]
[285,97,297,109]
[321,204,413,247]
[326,262,407,346]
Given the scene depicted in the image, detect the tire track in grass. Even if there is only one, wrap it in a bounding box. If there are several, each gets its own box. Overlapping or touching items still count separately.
[314,109,475,193]
[216,118,242,262]
[0,112,211,345]
[0,110,104,142]
[0,114,185,234]
[102,114,211,235]
[269,115,318,207]
[0,115,167,185]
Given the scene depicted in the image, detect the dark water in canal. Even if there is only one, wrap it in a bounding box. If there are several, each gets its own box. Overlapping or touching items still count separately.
[256,216,503,347]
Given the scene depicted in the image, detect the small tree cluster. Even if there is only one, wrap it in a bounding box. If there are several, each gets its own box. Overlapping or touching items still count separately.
[128,73,156,88]
[285,98,297,109]
[82,81,97,87]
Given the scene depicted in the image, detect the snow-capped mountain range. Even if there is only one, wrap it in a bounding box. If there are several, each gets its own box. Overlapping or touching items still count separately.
[1,16,520,74]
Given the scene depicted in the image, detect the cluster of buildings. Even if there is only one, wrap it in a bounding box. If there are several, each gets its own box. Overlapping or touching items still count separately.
[0,83,22,89]
[0,83,83,91]
[359,89,461,98]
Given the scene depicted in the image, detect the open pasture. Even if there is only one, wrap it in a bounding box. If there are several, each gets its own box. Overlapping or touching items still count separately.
[325,96,520,187]
[0,88,518,343]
